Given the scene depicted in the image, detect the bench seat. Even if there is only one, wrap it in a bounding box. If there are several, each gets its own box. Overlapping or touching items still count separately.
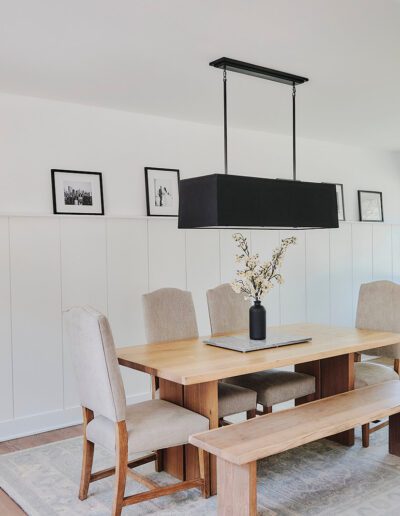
[189,381,400,515]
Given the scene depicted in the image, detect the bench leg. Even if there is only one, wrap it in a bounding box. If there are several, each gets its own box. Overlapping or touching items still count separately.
[217,458,256,516]
[389,413,400,456]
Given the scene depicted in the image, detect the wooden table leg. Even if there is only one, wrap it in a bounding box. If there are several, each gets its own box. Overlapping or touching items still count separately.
[217,458,257,516]
[159,378,185,480]
[184,380,219,495]
[389,412,400,456]
[295,360,321,405]
[320,353,355,446]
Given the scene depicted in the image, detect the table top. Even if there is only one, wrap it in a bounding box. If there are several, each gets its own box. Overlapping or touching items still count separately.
[117,323,400,385]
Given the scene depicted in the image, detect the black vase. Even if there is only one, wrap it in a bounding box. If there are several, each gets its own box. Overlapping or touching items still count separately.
[249,300,266,340]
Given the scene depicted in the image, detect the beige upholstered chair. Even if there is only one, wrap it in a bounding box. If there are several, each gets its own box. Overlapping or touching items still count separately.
[207,284,316,414]
[355,281,400,447]
[142,288,257,424]
[65,306,210,516]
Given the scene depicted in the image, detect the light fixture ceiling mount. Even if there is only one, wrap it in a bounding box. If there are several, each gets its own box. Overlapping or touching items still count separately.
[178,57,338,230]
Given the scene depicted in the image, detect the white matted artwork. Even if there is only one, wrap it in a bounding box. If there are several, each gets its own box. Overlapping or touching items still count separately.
[358,190,383,222]
[324,182,345,221]
[335,184,345,221]
[51,169,104,215]
[145,167,180,216]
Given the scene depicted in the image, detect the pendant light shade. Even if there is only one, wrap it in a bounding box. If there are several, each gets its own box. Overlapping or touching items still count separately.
[178,58,339,230]
[178,174,338,229]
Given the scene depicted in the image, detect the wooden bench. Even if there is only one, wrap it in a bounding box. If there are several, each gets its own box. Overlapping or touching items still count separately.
[190,381,400,516]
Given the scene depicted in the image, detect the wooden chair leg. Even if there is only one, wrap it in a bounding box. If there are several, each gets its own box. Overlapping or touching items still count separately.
[263,406,272,415]
[155,450,164,472]
[362,423,370,448]
[354,352,362,362]
[247,409,256,419]
[79,407,94,501]
[112,421,128,516]
[198,448,210,498]
[394,359,400,375]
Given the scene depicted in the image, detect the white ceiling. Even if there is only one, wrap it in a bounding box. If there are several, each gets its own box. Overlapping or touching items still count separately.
[1,0,400,150]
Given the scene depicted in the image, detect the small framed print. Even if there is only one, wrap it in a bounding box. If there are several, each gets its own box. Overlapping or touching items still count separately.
[51,169,104,215]
[335,184,345,221]
[145,167,180,217]
[323,182,345,221]
[358,190,383,222]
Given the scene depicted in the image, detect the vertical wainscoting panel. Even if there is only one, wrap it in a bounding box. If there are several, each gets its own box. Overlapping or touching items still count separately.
[148,219,186,291]
[330,224,353,326]
[0,218,13,421]
[306,230,330,324]
[392,226,400,283]
[186,229,220,335]
[279,231,306,324]
[10,217,62,417]
[61,218,108,409]
[372,224,392,281]
[352,224,373,316]
[220,229,251,284]
[106,218,150,397]
[250,231,281,326]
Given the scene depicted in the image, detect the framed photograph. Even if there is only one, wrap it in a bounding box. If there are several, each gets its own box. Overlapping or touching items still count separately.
[324,183,345,221]
[358,190,383,222]
[145,167,180,217]
[51,169,104,215]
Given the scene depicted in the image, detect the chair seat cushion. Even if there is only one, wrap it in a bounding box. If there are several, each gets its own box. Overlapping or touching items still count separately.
[218,382,257,418]
[224,369,315,407]
[86,399,209,453]
[354,362,399,389]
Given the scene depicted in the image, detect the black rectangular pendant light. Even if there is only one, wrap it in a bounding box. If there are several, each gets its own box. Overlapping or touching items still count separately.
[178,174,338,229]
[177,58,339,230]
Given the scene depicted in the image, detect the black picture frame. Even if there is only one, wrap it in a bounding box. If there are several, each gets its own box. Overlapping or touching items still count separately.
[51,169,104,215]
[144,167,180,217]
[358,190,383,222]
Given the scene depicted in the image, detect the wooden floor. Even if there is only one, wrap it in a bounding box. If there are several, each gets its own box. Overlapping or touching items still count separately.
[0,424,82,515]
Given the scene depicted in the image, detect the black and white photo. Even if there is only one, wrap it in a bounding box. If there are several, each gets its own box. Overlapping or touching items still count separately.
[358,190,383,222]
[51,169,104,215]
[145,167,180,216]
[64,181,93,206]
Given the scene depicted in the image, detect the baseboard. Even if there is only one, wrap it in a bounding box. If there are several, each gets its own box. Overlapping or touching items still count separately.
[0,391,151,442]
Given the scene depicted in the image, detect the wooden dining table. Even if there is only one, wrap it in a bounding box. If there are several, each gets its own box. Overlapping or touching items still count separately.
[117,322,400,495]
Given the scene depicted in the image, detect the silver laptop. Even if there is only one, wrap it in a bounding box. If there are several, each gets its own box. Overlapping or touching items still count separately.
[204,332,312,353]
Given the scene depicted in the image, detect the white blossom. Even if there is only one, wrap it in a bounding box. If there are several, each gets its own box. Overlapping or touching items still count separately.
[230,233,296,302]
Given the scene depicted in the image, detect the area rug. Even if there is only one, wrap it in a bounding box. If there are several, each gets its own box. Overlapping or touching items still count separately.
[1,428,400,515]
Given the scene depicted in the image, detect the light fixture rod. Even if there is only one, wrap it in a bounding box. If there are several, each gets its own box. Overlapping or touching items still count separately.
[212,58,308,180]
[223,67,228,174]
[292,84,296,181]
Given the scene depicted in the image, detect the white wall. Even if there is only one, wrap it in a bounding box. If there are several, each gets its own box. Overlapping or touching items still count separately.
[0,215,398,440]
[1,92,400,222]
[1,92,400,440]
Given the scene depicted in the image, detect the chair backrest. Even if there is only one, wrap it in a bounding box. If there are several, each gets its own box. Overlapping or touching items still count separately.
[64,306,126,422]
[142,288,199,343]
[356,280,400,358]
[207,283,249,336]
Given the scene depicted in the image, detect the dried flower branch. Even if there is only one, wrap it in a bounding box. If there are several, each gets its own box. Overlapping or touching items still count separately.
[231,233,297,301]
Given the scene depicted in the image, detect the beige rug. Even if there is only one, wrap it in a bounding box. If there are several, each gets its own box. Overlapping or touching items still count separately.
[1,427,400,515]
